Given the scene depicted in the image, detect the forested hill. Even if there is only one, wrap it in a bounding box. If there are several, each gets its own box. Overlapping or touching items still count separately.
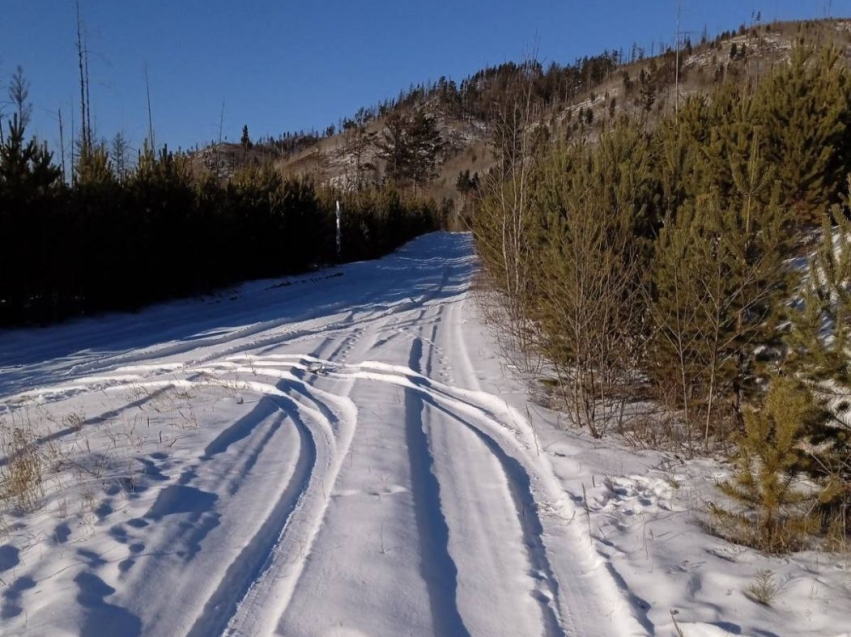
[191,18,851,205]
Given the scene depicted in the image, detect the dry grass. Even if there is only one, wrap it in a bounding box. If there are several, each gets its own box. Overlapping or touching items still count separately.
[0,424,45,513]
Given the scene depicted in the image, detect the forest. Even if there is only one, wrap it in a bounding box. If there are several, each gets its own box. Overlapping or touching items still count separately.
[473,44,851,551]
[0,109,440,326]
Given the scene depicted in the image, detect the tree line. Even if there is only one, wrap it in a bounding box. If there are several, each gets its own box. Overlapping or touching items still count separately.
[473,45,851,552]
[0,98,440,328]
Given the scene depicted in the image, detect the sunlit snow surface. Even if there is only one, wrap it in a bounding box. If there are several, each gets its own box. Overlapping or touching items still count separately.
[1,233,848,637]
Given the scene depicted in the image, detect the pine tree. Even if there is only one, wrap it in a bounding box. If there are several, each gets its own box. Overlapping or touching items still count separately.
[241,125,252,151]
[649,180,791,446]
[0,115,61,192]
[376,111,410,185]
[638,69,655,112]
[405,110,443,186]
[756,46,850,222]
[376,110,443,188]
[656,94,709,216]
[110,132,131,181]
[7,65,33,130]
[0,114,62,321]
[785,179,851,535]
[700,82,763,205]
[787,181,851,384]
[75,140,113,186]
[714,377,821,552]
[455,169,472,196]
[342,108,377,190]
[530,127,651,437]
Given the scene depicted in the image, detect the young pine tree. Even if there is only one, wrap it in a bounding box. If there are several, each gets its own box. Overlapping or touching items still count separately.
[785,178,851,541]
[714,377,822,552]
[787,181,851,384]
[649,182,791,448]
[531,128,651,438]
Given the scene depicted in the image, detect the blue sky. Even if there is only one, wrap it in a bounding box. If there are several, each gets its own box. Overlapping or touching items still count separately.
[1,1,847,154]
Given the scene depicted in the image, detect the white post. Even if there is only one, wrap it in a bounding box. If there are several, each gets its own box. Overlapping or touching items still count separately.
[335,200,342,260]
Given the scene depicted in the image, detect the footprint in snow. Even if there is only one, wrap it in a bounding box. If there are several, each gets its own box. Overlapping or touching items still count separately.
[75,572,142,637]
[0,545,20,572]
[77,549,107,569]
[109,525,129,544]
[94,501,113,520]
[53,523,71,544]
[0,576,36,619]
[126,518,148,529]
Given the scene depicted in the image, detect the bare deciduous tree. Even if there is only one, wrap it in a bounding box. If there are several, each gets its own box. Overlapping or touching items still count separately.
[8,65,32,130]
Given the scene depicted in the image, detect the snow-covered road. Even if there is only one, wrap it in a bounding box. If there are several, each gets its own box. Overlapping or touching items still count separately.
[0,233,642,637]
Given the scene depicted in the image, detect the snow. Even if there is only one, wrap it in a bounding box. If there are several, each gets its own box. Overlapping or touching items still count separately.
[0,232,849,637]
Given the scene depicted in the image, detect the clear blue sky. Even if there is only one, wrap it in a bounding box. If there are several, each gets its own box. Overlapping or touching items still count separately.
[1,0,847,155]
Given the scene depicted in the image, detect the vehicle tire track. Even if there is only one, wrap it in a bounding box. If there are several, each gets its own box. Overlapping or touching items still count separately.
[184,395,316,637]
[405,337,472,637]
[424,395,568,637]
[409,299,564,637]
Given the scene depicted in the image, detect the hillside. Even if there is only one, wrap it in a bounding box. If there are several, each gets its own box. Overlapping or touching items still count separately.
[189,18,851,207]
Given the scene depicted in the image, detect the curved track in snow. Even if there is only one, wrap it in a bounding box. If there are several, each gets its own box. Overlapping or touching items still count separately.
[0,233,642,637]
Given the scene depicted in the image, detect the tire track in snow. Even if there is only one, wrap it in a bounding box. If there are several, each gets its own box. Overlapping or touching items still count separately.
[41,256,461,398]
[424,395,568,637]
[98,358,360,637]
[211,319,372,637]
[305,359,630,636]
[411,299,564,637]
[80,395,298,637]
[184,395,317,637]
[405,337,472,637]
[1,248,468,409]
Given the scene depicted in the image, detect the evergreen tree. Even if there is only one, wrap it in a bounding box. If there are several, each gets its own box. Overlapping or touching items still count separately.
[714,377,821,552]
[756,46,851,222]
[638,69,655,112]
[241,125,252,150]
[650,181,791,445]
[0,114,62,322]
[527,130,650,437]
[376,110,443,186]
[787,192,851,384]
[0,115,61,193]
[7,65,33,130]
[75,140,113,186]
[110,132,131,181]
[342,108,377,189]
[699,83,764,204]
[656,94,710,215]
[406,110,443,186]
[455,169,472,196]
[376,110,443,188]
[784,179,851,532]
[376,110,410,185]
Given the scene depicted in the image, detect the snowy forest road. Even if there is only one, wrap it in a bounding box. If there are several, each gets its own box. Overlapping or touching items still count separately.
[0,233,639,637]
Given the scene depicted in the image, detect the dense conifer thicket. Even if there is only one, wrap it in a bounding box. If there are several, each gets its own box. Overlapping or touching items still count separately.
[0,118,439,327]
[473,45,851,550]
